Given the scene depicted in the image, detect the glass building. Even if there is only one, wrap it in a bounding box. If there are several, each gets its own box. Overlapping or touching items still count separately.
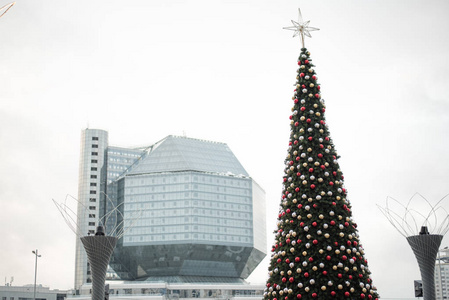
[75,129,266,289]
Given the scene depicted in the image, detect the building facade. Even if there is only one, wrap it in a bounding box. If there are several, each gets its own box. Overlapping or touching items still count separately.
[435,247,449,300]
[75,129,266,290]
[0,285,67,300]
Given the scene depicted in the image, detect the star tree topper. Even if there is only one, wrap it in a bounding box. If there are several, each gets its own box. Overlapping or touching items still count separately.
[283,8,319,48]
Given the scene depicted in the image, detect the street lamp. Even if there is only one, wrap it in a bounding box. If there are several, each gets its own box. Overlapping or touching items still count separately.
[32,250,41,300]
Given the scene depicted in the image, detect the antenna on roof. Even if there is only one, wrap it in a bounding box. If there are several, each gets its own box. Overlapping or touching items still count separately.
[183,130,186,137]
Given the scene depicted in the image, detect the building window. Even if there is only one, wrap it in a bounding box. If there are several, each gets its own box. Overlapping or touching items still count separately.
[92,144,98,148]
[88,222,95,226]
[89,206,96,210]
[91,152,98,156]
[89,214,95,218]
[90,175,97,179]
[88,230,94,235]
[92,137,98,141]
[90,190,96,194]
[90,183,97,186]
[89,198,96,202]
[91,159,98,163]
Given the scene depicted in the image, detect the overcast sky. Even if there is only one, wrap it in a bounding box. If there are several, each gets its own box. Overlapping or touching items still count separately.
[1,1,449,299]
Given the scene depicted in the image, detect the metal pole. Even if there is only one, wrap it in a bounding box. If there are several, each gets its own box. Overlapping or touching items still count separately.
[438,249,443,300]
[32,250,41,300]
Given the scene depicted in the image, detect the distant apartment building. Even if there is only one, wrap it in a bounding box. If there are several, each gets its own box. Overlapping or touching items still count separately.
[436,247,449,300]
[74,129,267,291]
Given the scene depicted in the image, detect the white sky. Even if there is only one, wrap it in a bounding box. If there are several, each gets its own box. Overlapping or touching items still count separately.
[1,0,449,298]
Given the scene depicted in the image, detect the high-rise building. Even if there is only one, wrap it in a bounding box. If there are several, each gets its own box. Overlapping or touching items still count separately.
[435,247,449,300]
[75,129,266,290]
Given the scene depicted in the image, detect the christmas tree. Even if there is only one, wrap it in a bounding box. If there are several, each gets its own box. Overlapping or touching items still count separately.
[263,10,379,300]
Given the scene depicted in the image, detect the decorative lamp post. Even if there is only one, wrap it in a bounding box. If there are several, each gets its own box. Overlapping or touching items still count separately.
[80,226,117,300]
[0,2,15,19]
[53,195,141,300]
[379,194,449,300]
